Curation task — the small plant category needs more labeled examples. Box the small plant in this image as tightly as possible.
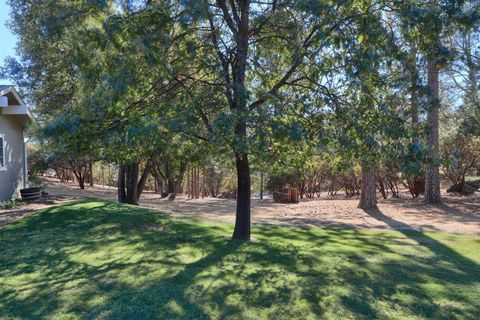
[0,198,22,210]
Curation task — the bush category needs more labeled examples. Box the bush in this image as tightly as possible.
[442,135,480,195]
[266,172,302,192]
[27,147,50,179]
[401,143,427,198]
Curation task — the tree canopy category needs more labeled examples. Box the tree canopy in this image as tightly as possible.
[2,0,479,240]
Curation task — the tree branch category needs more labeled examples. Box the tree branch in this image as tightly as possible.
[217,0,238,36]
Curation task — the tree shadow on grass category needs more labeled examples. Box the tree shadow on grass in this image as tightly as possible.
[82,240,245,319]
[345,208,480,319]
[362,207,480,270]
[0,201,479,319]
[0,201,245,319]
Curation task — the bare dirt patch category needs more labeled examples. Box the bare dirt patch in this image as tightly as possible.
[0,196,76,227]
[42,177,480,235]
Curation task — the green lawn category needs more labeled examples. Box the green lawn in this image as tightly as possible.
[1,201,479,319]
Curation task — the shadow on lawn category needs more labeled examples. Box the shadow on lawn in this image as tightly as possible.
[356,207,480,318]
[0,201,242,319]
[0,201,479,319]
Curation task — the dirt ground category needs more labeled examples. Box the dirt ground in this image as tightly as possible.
[2,177,480,235]
[0,195,76,227]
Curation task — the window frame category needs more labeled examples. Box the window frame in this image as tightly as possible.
[0,134,6,171]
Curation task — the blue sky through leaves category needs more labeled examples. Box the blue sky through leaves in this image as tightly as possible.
[0,0,17,83]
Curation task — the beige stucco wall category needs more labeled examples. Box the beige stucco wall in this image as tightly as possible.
[0,114,26,201]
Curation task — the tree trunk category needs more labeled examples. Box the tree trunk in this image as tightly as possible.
[71,163,85,190]
[125,162,139,205]
[232,149,251,240]
[117,165,127,203]
[376,178,387,199]
[192,167,197,199]
[137,161,152,202]
[101,164,105,187]
[167,179,175,194]
[464,32,479,107]
[260,170,264,200]
[410,47,419,143]
[78,176,85,190]
[459,176,465,195]
[169,161,187,201]
[230,2,251,240]
[425,58,442,204]
[196,167,200,199]
[358,163,377,209]
[151,165,163,195]
[187,168,191,198]
[89,161,94,187]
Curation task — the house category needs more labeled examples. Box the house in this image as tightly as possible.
[0,85,32,201]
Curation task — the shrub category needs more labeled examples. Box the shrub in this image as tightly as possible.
[442,135,480,195]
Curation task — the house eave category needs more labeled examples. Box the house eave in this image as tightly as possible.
[0,86,33,120]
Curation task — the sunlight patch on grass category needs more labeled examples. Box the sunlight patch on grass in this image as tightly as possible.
[0,201,479,319]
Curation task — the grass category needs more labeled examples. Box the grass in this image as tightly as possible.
[0,198,22,210]
[0,201,479,319]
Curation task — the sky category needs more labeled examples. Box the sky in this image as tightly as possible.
[0,0,17,83]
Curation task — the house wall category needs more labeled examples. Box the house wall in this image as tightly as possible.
[0,115,26,201]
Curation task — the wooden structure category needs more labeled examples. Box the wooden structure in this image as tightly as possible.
[20,187,42,201]
[273,188,300,204]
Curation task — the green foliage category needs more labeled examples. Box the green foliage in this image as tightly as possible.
[400,142,428,178]
[441,134,480,189]
[266,172,302,192]
[27,146,50,178]
[0,198,21,210]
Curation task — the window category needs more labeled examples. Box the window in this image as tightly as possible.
[0,134,5,170]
